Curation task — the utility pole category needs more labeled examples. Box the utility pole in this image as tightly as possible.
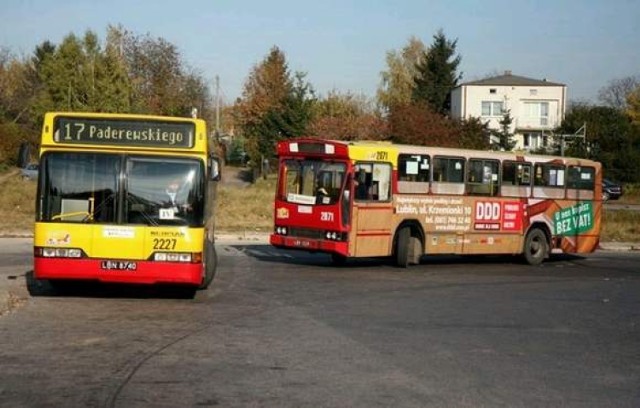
[215,75,221,139]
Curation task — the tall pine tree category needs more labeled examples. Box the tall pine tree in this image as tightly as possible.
[412,30,462,115]
[492,110,516,151]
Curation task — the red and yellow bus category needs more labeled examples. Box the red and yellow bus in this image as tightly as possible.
[270,139,602,266]
[34,112,220,292]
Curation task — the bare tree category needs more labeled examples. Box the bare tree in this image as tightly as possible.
[597,75,640,110]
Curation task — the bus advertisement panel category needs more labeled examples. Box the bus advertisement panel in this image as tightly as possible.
[33,112,220,294]
[270,139,601,266]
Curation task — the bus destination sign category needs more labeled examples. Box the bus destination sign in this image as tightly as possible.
[53,117,195,148]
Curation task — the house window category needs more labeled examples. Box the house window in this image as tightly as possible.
[524,101,550,126]
[490,88,497,94]
[481,101,503,117]
[540,102,549,126]
[523,133,545,149]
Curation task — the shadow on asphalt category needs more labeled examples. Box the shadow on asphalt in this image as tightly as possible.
[24,271,197,300]
[236,244,587,271]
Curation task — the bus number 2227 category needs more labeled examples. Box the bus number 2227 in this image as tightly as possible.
[153,238,177,250]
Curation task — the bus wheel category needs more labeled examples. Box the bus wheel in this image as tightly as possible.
[523,228,548,265]
[331,253,347,266]
[199,241,217,290]
[396,227,411,268]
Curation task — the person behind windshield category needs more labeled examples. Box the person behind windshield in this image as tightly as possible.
[161,177,192,214]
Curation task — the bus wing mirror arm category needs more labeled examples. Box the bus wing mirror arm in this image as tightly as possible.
[208,156,221,181]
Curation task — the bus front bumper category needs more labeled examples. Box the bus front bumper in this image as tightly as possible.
[270,234,349,256]
[34,258,202,286]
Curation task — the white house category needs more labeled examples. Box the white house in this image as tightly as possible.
[450,71,567,150]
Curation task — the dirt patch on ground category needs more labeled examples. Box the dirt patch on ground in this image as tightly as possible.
[221,166,254,187]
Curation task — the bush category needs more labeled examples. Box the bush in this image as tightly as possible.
[0,122,38,168]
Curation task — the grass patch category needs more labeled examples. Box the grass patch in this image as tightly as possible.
[617,183,640,204]
[0,171,36,234]
[601,209,640,242]
[215,175,275,232]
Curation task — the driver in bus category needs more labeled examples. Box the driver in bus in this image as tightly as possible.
[162,177,192,214]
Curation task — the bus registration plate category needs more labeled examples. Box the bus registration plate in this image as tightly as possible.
[286,237,318,249]
[101,260,137,271]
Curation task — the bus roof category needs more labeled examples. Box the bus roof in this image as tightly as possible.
[277,138,601,168]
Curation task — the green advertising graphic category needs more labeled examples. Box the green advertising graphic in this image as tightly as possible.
[553,202,594,235]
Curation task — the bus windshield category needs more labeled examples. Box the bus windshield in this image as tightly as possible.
[38,152,205,227]
[281,159,347,205]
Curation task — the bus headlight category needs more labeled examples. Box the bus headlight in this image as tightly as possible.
[324,231,344,241]
[275,226,288,235]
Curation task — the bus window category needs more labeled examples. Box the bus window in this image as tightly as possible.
[533,162,566,199]
[502,161,531,186]
[125,157,205,226]
[567,165,596,200]
[398,153,430,194]
[567,166,595,190]
[534,163,565,187]
[40,152,120,223]
[467,159,499,196]
[281,159,346,205]
[354,163,391,202]
[501,161,532,197]
[432,156,465,195]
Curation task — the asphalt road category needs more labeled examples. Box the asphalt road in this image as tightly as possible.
[0,241,639,407]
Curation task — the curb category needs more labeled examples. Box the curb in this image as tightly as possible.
[598,243,640,252]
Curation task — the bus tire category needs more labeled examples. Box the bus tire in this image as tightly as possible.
[523,228,548,266]
[199,240,217,290]
[396,227,411,268]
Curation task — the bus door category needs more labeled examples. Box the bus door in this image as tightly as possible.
[349,163,394,257]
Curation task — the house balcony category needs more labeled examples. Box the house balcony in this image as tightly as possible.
[514,116,560,131]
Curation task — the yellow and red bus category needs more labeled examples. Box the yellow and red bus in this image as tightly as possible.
[34,112,220,292]
[270,139,602,266]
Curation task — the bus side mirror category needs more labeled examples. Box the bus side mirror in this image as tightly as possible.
[208,156,221,181]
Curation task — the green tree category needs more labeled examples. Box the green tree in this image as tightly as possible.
[559,104,640,182]
[377,36,426,111]
[35,31,132,115]
[412,29,462,115]
[491,110,516,151]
